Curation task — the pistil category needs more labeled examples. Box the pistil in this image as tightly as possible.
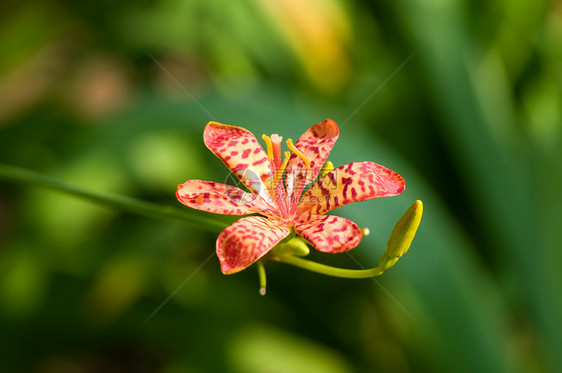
[272,151,291,188]
[270,134,283,168]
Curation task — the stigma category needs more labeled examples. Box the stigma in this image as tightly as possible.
[262,134,283,168]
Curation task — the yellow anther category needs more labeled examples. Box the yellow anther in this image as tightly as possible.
[262,134,274,161]
[271,151,291,188]
[362,227,370,236]
[286,139,310,169]
[319,161,334,178]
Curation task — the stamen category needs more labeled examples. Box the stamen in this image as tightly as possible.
[286,139,310,169]
[319,161,334,178]
[261,134,274,162]
[272,151,291,188]
[362,228,370,236]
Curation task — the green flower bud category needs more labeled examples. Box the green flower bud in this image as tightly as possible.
[386,200,423,258]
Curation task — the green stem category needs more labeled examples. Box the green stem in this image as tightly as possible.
[270,255,384,279]
[0,163,227,233]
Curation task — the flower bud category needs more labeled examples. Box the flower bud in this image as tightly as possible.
[385,200,423,258]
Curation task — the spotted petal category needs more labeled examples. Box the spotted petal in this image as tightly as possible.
[297,161,405,217]
[285,119,339,200]
[176,180,280,217]
[217,216,292,274]
[204,122,273,199]
[294,215,362,253]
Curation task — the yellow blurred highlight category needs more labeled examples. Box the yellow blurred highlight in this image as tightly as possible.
[258,0,351,93]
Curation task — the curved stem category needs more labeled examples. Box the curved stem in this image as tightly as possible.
[0,163,227,233]
[257,260,267,296]
[270,255,384,279]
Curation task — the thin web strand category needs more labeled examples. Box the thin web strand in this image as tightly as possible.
[147,53,217,121]
[144,251,215,323]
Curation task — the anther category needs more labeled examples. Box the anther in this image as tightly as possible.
[286,139,310,169]
[319,161,334,178]
[262,134,274,162]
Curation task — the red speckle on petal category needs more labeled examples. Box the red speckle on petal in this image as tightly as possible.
[252,157,268,166]
[333,225,348,233]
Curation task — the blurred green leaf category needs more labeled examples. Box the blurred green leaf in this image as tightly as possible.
[228,324,353,373]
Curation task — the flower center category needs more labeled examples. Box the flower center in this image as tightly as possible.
[262,134,311,191]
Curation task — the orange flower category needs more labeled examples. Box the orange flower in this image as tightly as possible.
[177,120,405,274]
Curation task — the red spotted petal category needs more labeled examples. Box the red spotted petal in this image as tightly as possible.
[217,216,292,274]
[204,122,273,198]
[285,119,339,201]
[294,215,362,253]
[176,180,280,217]
[297,161,405,216]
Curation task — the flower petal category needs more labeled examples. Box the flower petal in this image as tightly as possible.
[217,216,292,274]
[285,119,339,200]
[294,215,362,253]
[176,180,280,217]
[204,122,273,198]
[297,161,405,216]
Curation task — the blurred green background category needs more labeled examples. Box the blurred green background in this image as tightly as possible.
[1,0,561,372]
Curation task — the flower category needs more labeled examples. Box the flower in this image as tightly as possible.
[177,119,405,274]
